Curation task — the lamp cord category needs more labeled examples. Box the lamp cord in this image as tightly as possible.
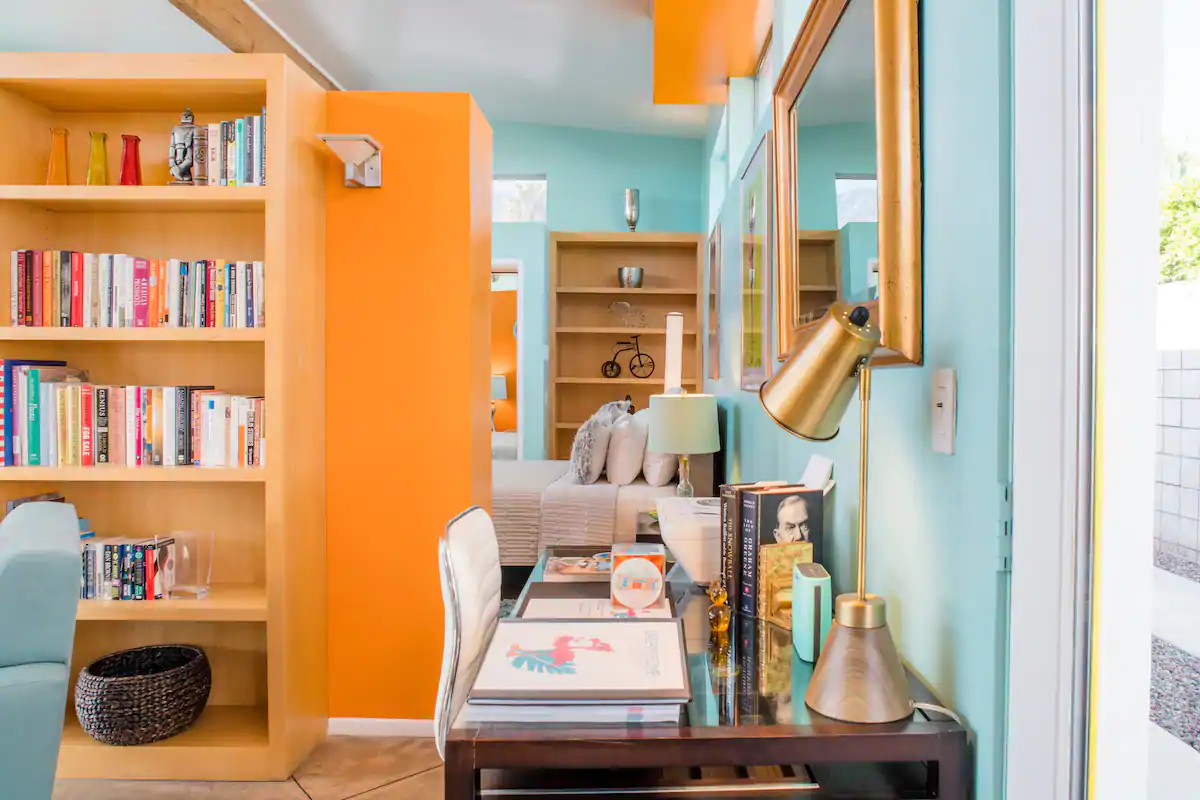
[913,702,965,727]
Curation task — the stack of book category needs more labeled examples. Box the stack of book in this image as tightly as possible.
[462,618,689,724]
[9,251,265,329]
[205,112,267,187]
[80,535,176,601]
[1,359,265,468]
[719,481,834,627]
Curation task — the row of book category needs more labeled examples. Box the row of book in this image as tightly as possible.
[9,251,265,329]
[191,113,266,187]
[81,535,177,601]
[719,480,833,627]
[1,359,266,468]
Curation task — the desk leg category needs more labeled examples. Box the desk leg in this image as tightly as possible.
[444,741,480,800]
[937,741,969,800]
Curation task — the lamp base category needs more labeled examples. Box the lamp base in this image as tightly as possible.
[676,455,694,497]
[804,595,913,724]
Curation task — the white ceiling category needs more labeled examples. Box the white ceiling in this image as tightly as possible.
[792,0,876,128]
[250,0,709,138]
[0,0,226,54]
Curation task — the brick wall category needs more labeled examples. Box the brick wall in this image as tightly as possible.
[1157,349,1200,559]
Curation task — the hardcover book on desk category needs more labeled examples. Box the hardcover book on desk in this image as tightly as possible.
[464,618,689,724]
[738,483,834,620]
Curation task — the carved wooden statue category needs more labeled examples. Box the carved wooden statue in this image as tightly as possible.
[169,108,200,185]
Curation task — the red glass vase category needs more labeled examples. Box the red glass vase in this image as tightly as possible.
[119,134,142,186]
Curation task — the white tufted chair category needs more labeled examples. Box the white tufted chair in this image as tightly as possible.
[434,506,502,760]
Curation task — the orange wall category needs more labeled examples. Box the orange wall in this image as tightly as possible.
[490,290,517,431]
[326,92,492,720]
[653,0,773,104]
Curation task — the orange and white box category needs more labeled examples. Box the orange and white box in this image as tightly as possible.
[610,542,667,610]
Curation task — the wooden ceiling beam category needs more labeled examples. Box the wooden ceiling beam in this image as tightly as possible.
[167,0,340,91]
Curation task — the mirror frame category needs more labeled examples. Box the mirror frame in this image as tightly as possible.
[771,0,922,365]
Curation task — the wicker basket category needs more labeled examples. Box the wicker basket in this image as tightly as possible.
[75,644,212,746]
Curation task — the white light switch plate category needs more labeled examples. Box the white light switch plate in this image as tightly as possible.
[932,368,956,454]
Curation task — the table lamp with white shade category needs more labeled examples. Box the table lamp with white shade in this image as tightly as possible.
[490,374,507,431]
[647,393,719,497]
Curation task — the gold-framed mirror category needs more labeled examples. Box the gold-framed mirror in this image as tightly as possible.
[771,0,921,365]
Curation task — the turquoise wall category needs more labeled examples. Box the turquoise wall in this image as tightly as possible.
[493,222,550,459]
[492,123,705,458]
[492,122,705,233]
[702,1,1012,797]
[795,122,876,229]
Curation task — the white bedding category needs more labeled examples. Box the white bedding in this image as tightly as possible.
[491,431,518,460]
[491,460,679,565]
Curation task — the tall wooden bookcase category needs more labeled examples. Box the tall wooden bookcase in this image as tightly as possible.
[0,54,327,781]
[549,232,703,459]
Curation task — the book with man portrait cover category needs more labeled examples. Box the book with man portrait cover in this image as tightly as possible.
[738,483,834,620]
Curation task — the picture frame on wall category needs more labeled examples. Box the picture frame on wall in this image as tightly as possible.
[707,222,722,380]
[740,131,773,391]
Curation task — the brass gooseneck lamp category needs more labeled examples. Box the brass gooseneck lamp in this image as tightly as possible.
[759,302,912,724]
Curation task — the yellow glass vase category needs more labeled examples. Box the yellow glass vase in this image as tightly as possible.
[45,128,69,185]
[86,132,108,186]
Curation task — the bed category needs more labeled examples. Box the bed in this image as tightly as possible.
[491,431,518,460]
[491,457,713,566]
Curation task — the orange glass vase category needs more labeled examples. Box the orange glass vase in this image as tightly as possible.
[45,128,69,185]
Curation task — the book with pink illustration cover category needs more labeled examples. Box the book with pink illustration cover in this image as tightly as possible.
[468,619,690,705]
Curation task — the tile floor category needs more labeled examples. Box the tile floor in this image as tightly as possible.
[53,736,444,800]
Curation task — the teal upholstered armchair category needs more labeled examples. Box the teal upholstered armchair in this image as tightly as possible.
[0,502,81,800]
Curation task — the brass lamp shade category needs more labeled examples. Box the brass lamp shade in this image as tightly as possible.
[758,302,913,725]
[759,303,880,441]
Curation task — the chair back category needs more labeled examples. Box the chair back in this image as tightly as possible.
[434,506,501,760]
[0,502,80,669]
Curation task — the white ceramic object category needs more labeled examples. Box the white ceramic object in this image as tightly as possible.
[655,496,721,584]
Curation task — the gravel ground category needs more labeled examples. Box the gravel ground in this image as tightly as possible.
[1157,550,1200,584]
[1152,636,1200,752]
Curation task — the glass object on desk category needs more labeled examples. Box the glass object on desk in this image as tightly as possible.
[46,128,69,185]
[162,531,213,599]
[119,134,142,186]
[86,132,109,186]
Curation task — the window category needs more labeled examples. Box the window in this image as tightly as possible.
[834,176,878,228]
[493,177,547,222]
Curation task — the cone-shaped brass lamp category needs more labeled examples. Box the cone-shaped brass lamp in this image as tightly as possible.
[759,303,913,724]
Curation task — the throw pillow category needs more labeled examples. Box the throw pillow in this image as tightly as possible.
[636,408,678,487]
[593,399,632,425]
[606,412,648,486]
[569,415,614,485]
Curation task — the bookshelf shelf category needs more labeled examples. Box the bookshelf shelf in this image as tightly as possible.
[59,706,270,781]
[77,585,267,622]
[0,53,327,781]
[0,467,265,483]
[555,287,698,296]
[553,377,700,386]
[555,326,697,335]
[0,327,266,342]
[549,232,704,458]
[0,185,268,213]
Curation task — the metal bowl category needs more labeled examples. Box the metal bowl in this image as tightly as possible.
[617,266,645,288]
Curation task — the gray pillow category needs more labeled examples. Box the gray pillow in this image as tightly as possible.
[569,416,613,484]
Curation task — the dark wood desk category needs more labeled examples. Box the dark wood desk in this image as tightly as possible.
[445,550,971,799]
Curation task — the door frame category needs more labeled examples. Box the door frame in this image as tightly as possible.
[1009,0,1161,797]
[1008,0,1095,797]
[492,259,523,459]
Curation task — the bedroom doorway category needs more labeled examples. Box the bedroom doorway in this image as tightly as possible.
[492,260,523,460]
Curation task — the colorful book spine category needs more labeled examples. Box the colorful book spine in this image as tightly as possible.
[41,250,51,327]
[208,123,221,186]
[30,250,42,327]
[80,383,93,467]
[58,251,70,327]
[95,386,109,465]
[25,368,39,466]
[133,258,149,328]
[16,250,25,326]
[70,251,83,327]
[739,492,759,617]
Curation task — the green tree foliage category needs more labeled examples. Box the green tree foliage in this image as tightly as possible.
[1161,177,1200,284]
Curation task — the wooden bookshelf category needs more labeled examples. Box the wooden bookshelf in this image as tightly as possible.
[549,231,703,458]
[0,54,327,781]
